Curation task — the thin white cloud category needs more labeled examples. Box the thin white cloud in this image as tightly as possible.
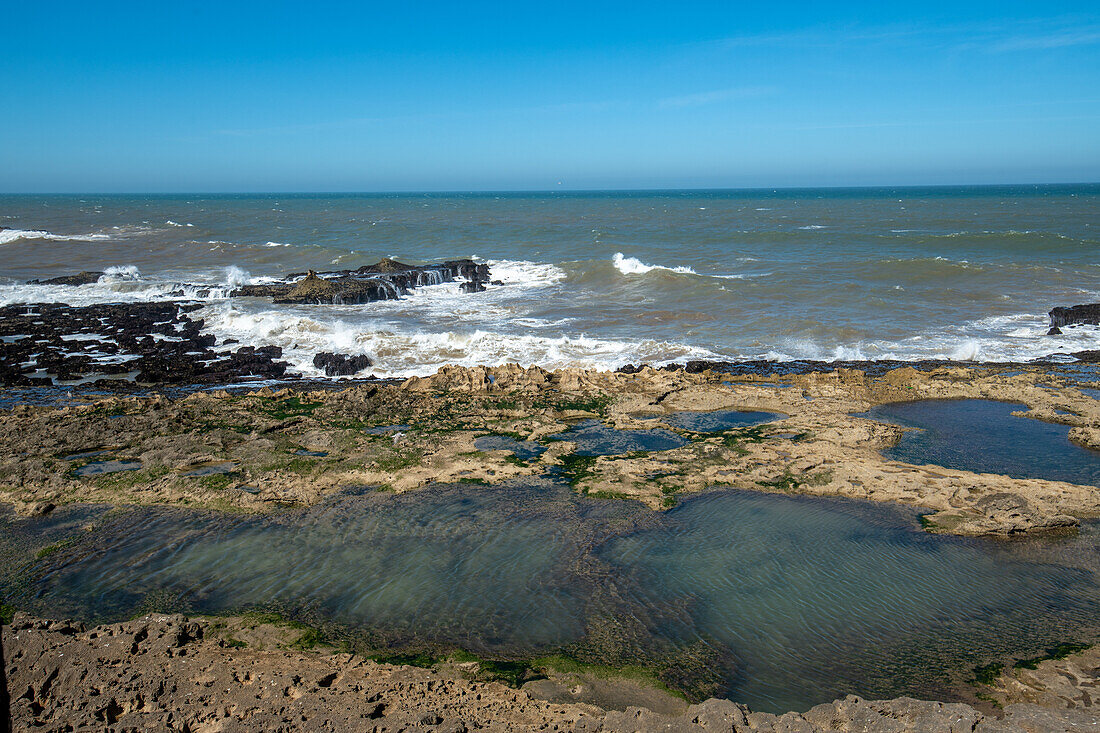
[686,17,1100,55]
[659,86,777,109]
[989,28,1100,52]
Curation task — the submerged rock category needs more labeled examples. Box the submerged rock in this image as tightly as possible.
[945,492,1079,536]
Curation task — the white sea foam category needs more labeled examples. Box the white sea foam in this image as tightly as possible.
[360,259,567,324]
[101,265,142,281]
[0,265,249,307]
[798,225,828,230]
[0,228,111,245]
[760,311,1100,364]
[166,220,194,227]
[225,266,251,289]
[197,300,720,379]
[265,241,292,247]
[484,258,566,287]
[613,253,696,276]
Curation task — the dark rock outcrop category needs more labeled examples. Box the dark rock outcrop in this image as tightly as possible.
[29,271,105,286]
[234,259,491,305]
[313,351,373,377]
[1049,303,1100,328]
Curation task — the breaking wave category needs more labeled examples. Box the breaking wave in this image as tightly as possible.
[610,253,764,280]
[613,253,696,276]
[197,301,721,379]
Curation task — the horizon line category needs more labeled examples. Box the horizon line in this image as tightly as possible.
[1,180,1098,197]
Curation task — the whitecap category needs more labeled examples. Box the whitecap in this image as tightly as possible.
[612,253,696,276]
[0,228,111,245]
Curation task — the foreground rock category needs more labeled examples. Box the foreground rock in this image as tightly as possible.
[232,258,490,304]
[5,614,1095,731]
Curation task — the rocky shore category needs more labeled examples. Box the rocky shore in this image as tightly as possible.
[4,613,1096,731]
[3,287,1100,729]
[1,258,493,387]
[1,362,1098,536]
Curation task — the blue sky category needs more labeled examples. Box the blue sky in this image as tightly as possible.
[2,1,1099,191]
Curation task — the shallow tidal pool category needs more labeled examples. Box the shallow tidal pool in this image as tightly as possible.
[2,479,1098,713]
[865,399,1100,485]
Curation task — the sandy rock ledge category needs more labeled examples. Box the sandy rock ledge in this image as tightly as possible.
[4,614,1097,732]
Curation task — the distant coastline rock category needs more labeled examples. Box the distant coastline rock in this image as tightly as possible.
[313,351,373,377]
[1049,303,1100,328]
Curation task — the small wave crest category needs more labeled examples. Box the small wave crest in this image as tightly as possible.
[610,253,766,281]
[101,265,142,281]
[0,228,111,245]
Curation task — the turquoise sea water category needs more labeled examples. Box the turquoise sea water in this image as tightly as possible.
[1,185,1098,377]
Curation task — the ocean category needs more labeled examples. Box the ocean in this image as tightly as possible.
[1,184,1098,379]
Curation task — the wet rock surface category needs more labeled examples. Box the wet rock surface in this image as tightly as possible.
[233,258,490,304]
[28,271,106,286]
[1050,303,1100,328]
[313,351,373,377]
[0,302,290,387]
[5,614,1095,732]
